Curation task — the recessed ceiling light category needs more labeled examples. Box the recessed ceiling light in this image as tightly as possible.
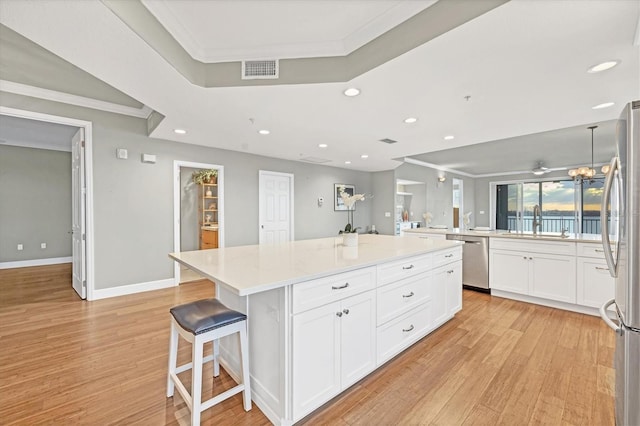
[587,60,620,73]
[592,102,615,110]
[404,117,418,124]
[318,143,328,148]
[258,129,270,135]
[345,161,351,165]
[444,135,455,140]
[343,88,360,97]
[361,154,369,159]
[174,129,187,134]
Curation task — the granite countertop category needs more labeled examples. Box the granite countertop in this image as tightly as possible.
[403,227,603,243]
[170,234,462,296]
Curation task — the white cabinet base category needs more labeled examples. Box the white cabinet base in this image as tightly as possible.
[491,289,600,316]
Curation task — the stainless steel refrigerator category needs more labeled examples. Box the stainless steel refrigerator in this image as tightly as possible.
[599,100,639,426]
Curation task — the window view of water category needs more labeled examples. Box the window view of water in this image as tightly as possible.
[496,178,604,234]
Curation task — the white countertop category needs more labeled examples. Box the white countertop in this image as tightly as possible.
[403,227,603,243]
[170,234,461,296]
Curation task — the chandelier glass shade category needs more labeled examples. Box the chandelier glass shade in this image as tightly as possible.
[568,126,598,181]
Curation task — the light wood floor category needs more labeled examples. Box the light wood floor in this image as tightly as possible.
[0,264,615,425]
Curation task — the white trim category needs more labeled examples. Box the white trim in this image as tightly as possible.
[0,138,72,152]
[0,106,95,301]
[491,290,600,317]
[92,278,175,300]
[0,256,72,270]
[403,157,474,177]
[172,160,224,285]
[0,80,153,119]
[258,170,295,244]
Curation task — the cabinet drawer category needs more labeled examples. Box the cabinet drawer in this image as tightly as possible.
[432,247,462,268]
[577,242,607,259]
[377,254,432,286]
[377,272,431,326]
[377,303,431,365]
[292,267,376,314]
[490,238,575,255]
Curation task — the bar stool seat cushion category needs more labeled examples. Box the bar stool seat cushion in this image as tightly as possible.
[170,298,246,335]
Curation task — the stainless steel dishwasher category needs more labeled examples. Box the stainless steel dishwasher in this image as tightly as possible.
[445,234,490,292]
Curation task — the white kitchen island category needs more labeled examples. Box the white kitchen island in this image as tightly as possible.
[170,234,462,425]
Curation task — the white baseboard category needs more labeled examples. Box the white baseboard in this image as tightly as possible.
[91,278,176,300]
[0,256,72,270]
[491,290,600,316]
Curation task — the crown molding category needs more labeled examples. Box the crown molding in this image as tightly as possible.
[0,80,153,119]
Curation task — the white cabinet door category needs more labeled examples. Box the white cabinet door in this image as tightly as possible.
[292,291,376,420]
[490,249,529,294]
[530,254,576,303]
[341,291,376,388]
[292,301,341,420]
[445,261,462,316]
[431,266,448,326]
[577,257,615,308]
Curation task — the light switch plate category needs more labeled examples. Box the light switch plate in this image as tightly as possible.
[116,148,128,159]
[141,154,156,163]
[385,212,391,217]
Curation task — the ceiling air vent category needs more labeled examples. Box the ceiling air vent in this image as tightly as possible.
[300,156,331,164]
[242,60,279,80]
[379,138,398,144]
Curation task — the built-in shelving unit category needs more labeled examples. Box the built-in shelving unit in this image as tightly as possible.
[199,182,219,249]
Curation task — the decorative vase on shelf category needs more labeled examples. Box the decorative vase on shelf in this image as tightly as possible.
[342,233,358,247]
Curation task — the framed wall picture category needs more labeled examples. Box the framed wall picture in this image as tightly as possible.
[334,184,355,211]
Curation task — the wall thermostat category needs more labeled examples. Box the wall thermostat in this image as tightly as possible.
[318,196,324,206]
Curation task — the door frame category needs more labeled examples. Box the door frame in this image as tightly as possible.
[258,170,294,244]
[173,160,224,285]
[0,106,95,300]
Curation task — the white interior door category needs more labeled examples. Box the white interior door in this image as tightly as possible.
[259,171,294,244]
[71,128,86,299]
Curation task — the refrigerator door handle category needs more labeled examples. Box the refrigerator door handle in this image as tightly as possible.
[600,156,619,278]
[599,298,622,335]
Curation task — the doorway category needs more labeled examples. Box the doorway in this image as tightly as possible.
[258,170,294,244]
[173,160,224,284]
[0,106,94,300]
[452,178,463,229]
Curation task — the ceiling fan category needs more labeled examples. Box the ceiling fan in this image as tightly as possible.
[532,162,551,175]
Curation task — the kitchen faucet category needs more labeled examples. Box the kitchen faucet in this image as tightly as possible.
[532,204,541,235]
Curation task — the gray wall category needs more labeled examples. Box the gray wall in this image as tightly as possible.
[0,92,373,290]
[0,145,71,262]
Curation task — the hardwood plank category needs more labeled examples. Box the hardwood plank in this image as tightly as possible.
[0,266,615,425]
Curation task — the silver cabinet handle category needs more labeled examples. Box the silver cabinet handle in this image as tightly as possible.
[523,256,527,260]
[445,254,454,258]
[343,308,350,315]
[447,270,454,274]
[529,257,533,260]
[402,265,414,270]
[595,249,604,253]
[595,266,610,271]
[402,325,414,333]
[332,282,349,290]
[599,299,621,335]
[336,311,343,317]
[402,291,414,298]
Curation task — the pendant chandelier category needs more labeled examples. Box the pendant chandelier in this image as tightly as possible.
[568,125,598,182]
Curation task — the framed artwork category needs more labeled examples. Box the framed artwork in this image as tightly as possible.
[334,184,355,211]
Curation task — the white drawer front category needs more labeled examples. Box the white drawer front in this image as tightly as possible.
[490,238,575,255]
[377,272,431,326]
[432,247,462,268]
[577,242,607,259]
[292,267,376,314]
[377,254,432,286]
[377,303,431,365]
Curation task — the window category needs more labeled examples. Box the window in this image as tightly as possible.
[494,178,604,234]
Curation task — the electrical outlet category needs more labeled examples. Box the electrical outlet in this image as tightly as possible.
[17,244,23,251]
[41,243,47,249]
[385,212,391,217]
